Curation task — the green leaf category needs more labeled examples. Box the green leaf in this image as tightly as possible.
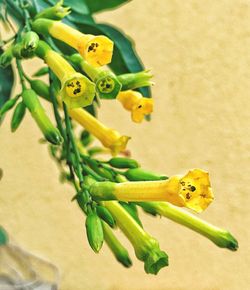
[85,0,130,14]
[0,49,14,109]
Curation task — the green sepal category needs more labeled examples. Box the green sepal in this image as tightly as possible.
[85,211,104,253]
[119,202,143,227]
[109,157,139,169]
[125,168,168,181]
[11,101,26,132]
[21,31,40,58]
[96,205,116,228]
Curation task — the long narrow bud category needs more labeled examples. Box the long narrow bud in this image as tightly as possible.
[22,89,62,145]
[138,202,238,251]
[102,221,132,268]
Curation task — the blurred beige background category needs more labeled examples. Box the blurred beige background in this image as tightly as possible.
[1,0,250,289]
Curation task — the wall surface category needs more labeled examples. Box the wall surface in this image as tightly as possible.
[0,0,250,289]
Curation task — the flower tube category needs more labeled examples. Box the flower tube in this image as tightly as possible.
[90,169,214,213]
[69,108,130,156]
[137,202,238,251]
[69,54,122,99]
[35,41,95,109]
[32,19,113,67]
[102,201,168,274]
[117,90,153,123]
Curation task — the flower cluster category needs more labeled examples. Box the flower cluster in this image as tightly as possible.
[0,0,238,275]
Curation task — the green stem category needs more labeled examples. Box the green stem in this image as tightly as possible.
[16,59,27,91]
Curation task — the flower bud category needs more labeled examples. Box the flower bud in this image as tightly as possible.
[0,96,19,119]
[11,101,26,132]
[0,46,13,68]
[138,202,238,251]
[109,157,140,169]
[125,168,168,181]
[22,89,63,145]
[117,70,153,91]
[35,0,71,20]
[102,222,132,268]
[29,79,50,101]
[85,211,104,253]
[32,66,49,77]
[96,205,116,228]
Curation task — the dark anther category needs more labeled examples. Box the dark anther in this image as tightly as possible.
[138,105,142,108]
[106,84,111,88]
[186,193,191,200]
[190,186,196,192]
[73,88,81,95]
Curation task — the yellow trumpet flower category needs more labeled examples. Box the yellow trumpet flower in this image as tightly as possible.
[32,19,113,67]
[90,169,214,213]
[69,108,130,156]
[117,90,153,123]
[35,41,95,109]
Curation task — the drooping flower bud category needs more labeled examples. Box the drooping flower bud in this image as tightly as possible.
[102,221,132,268]
[109,157,140,169]
[22,89,62,145]
[125,168,167,181]
[137,202,238,251]
[21,31,40,58]
[96,205,116,228]
[85,211,104,253]
[11,101,26,132]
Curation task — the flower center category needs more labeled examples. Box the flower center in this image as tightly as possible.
[97,77,115,93]
[65,78,86,98]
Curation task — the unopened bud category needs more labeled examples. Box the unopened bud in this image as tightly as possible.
[85,211,104,253]
[109,157,139,169]
[96,205,116,228]
[11,101,26,132]
[0,46,13,68]
[125,168,168,181]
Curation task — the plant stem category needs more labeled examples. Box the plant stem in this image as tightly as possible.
[16,59,26,91]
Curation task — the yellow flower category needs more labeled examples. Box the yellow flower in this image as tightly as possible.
[89,169,214,212]
[69,108,130,156]
[117,90,154,123]
[32,19,113,67]
[43,48,96,109]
